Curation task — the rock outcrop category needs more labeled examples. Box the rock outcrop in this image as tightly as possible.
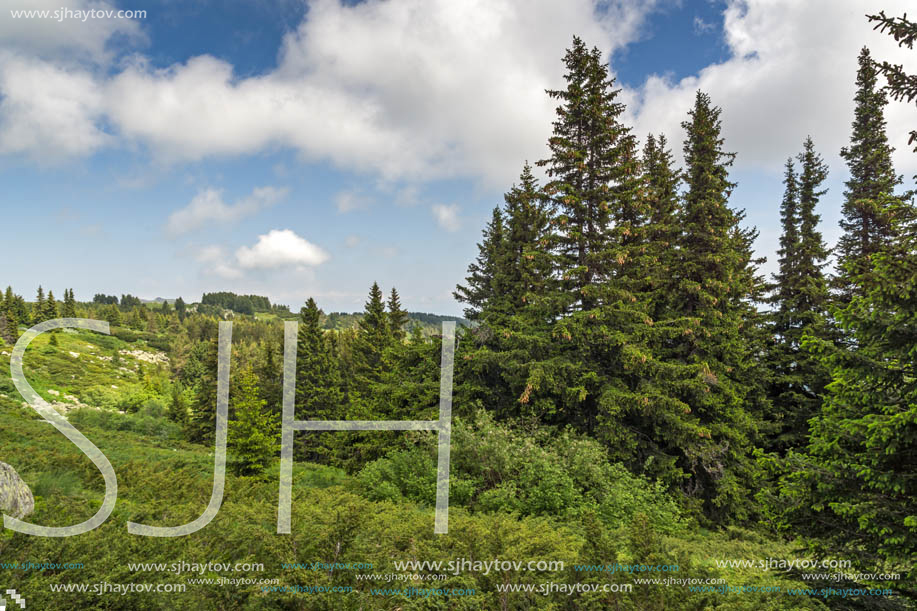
[0,462,34,519]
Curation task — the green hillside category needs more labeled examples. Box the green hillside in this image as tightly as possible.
[0,316,851,610]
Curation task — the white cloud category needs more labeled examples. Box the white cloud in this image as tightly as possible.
[4,0,915,189]
[626,0,917,177]
[344,234,361,248]
[0,0,661,184]
[0,53,109,158]
[235,229,330,269]
[432,203,461,232]
[166,186,288,236]
[0,0,145,63]
[335,189,373,213]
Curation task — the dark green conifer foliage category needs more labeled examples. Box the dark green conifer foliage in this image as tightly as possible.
[257,338,283,418]
[656,90,768,520]
[454,208,505,321]
[0,286,17,344]
[778,221,917,579]
[187,339,219,444]
[835,47,912,304]
[387,288,409,342]
[62,288,77,318]
[175,297,187,321]
[295,297,344,462]
[0,313,15,345]
[43,290,58,321]
[353,282,390,388]
[766,139,832,451]
[454,164,552,422]
[33,286,45,324]
[536,36,632,316]
[491,163,552,323]
[521,37,653,435]
[228,366,279,476]
[103,304,121,327]
[10,294,28,329]
[637,133,682,319]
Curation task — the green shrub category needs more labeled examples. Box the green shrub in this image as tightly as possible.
[355,410,687,534]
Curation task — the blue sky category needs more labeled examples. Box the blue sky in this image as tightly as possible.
[1,0,915,315]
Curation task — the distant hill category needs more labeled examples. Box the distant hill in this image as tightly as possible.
[135,291,469,334]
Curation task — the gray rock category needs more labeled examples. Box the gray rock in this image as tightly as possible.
[0,462,34,519]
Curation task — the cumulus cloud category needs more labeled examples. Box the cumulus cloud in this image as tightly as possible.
[0,0,145,63]
[3,0,915,186]
[625,0,917,176]
[0,0,660,184]
[166,186,288,236]
[0,53,109,158]
[432,203,461,232]
[235,229,330,269]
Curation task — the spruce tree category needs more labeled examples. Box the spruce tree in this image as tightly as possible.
[352,282,389,388]
[835,47,912,304]
[637,133,682,319]
[779,221,917,582]
[536,36,632,316]
[766,138,832,451]
[187,339,219,443]
[523,37,652,435]
[454,207,505,321]
[228,366,279,476]
[386,287,409,342]
[0,313,14,345]
[62,288,77,317]
[43,290,58,321]
[33,286,45,324]
[771,158,800,321]
[10,295,28,329]
[796,138,832,319]
[295,300,344,416]
[257,337,283,418]
[295,298,345,463]
[104,304,122,327]
[491,163,552,324]
[657,90,768,520]
[0,286,17,343]
[454,165,552,422]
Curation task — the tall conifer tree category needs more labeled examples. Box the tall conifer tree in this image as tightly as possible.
[295,298,344,421]
[62,288,77,318]
[834,47,912,304]
[767,138,832,451]
[657,91,768,520]
[454,208,505,321]
[44,290,58,321]
[386,288,409,342]
[33,286,45,324]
